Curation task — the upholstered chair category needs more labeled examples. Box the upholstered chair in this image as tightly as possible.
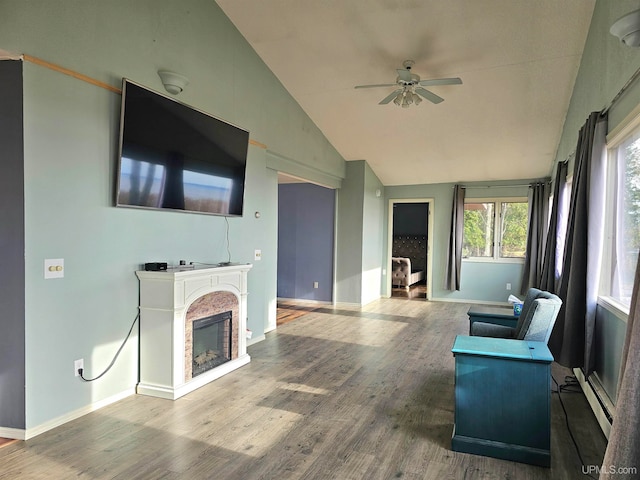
[470,288,562,344]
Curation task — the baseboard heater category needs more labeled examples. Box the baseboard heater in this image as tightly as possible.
[573,368,614,439]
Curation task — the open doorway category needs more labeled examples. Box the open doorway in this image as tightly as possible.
[387,199,434,300]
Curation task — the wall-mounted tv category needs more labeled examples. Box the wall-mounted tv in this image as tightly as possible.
[115,79,249,216]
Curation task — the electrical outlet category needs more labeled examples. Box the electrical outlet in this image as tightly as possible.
[313,281,319,289]
[254,249,262,261]
[506,283,512,291]
[74,359,84,377]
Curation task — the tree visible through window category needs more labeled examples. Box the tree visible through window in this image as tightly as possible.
[463,199,528,260]
[500,202,528,258]
[463,203,494,257]
[612,134,640,306]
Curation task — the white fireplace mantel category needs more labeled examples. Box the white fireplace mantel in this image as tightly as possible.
[136,263,252,400]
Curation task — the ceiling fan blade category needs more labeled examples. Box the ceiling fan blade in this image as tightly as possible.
[379,89,402,105]
[396,68,412,82]
[355,83,398,89]
[416,87,444,104]
[419,77,463,87]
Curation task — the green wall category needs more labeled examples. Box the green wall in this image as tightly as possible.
[334,160,385,305]
[361,162,386,305]
[335,162,365,304]
[0,0,344,432]
[594,305,626,403]
[556,0,640,167]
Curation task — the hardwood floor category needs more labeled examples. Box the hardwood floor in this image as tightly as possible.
[391,282,427,300]
[276,300,323,326]
[0,299,606,479]
[0,439,16,450]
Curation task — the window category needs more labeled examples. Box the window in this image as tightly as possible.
[463,198,528,260]
[602,126,640,309]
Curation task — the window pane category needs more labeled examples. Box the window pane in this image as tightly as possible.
[500,202,528,258]
[463,203,494,257]
[613,134,640,306]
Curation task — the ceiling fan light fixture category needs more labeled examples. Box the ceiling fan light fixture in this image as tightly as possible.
[355,60,462,107]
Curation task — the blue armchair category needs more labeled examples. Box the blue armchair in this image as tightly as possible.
[470,288,562,344]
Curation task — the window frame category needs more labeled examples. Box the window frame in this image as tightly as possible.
[599,110,640,317]
[462,196,528,264]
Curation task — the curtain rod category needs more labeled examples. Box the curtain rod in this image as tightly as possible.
[601,64,640,116]
[457,182,548,189]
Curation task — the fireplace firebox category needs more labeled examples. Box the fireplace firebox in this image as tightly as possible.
[192,311,232,377]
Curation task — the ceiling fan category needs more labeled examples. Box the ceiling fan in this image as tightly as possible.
[354,60,462,107]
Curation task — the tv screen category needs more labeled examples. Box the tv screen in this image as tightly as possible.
[116,79,249,216]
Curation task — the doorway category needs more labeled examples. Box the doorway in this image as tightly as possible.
[387,199,434,300]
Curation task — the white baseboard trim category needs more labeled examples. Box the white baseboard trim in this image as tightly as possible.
[574,368,612,439]
[19,387,135,440]
[277,297,333,306]
[0,426,26,441]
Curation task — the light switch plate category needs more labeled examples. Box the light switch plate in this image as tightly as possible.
[254,249,262,261]
[44,258,65,279]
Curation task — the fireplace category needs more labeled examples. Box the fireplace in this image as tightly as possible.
[184,290,240,382]
[192,311,232,377]
[136,264,252,400]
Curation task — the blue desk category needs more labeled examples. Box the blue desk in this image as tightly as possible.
[451,335,553,467]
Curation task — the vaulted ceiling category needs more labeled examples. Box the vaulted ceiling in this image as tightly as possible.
[217,0,595,186]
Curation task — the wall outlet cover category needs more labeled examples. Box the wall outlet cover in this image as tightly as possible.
[74,358,84,377]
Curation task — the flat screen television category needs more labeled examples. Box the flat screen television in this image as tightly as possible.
[115,79,249,216]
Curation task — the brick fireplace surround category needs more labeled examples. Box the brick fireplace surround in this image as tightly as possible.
[136,264,252,400]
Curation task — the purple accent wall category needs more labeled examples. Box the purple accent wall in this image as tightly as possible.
[0,60,26,429]
[278,183,335,302]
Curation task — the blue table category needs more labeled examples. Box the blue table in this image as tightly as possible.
[451,335,553,467]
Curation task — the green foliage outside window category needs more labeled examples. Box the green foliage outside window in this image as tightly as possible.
[463,203,493,257]
[462,200,528,259]
[622,140,640,301]
[500,202,528,257]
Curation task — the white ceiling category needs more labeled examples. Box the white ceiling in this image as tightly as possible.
[217,0,595,186]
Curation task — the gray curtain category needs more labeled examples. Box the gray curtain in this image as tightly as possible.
[520,181,550,294]
[549,112,607,373]
[600,252,640,479]
[539,161,569,292]
[445,185,465,290]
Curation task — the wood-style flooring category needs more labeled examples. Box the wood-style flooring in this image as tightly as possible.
[0,298,606,479]
[0,439,16,450]
[391,282,427,300]
[276,301,324,326]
